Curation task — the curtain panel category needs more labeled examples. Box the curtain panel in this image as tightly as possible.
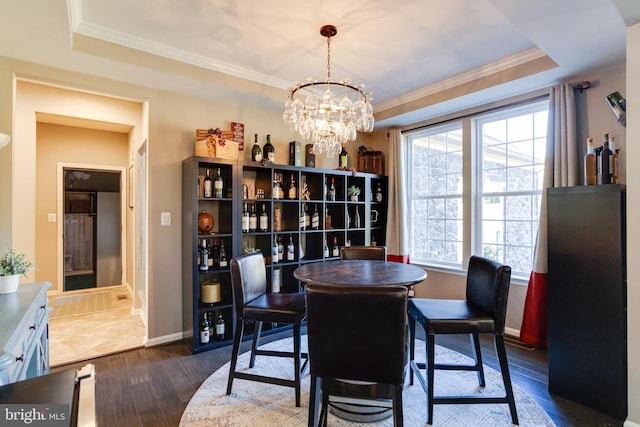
[386,128,410,264]
[520,83,579,348]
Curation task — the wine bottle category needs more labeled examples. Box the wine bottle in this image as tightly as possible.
[272,268,281,293]
[299,205,306,230]
[272,237,279,264]
[339,144,348,168]
[584,137,597,186]
[215,312,225,340]
[288,173,297,199]
[263,134,275,163]
[200,313,210,344]
[332,237,339,257]
[328,178,336,201]
[199,239,209,271]
[345,208,350,229]
[249,204,257,232]
[600,132,612,184]
[375,182,383,202]
[273,172,281,200]
[218,239,228,268]
[214,168,224,198]
[259,203,269,232]
[277,236,284,261]
[312,205,320,230]
[203,169,213,198]
[323,239,329,258]
[211,238,219,269]
[251,133,263,162]
[242,203,250,233]
[304,205,310,229]
[354,207,361,228]
[287,235,295,261]
[611,136,619,184]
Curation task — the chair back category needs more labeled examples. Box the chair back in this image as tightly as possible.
[230,253,267,319]
[340,245,387,261]
[465,255,512,333]
[305,283,408,385]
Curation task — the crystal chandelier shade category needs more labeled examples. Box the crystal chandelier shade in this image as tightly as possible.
[283,25,374,158]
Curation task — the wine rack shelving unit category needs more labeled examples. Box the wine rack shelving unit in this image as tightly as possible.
[182,156,387,354]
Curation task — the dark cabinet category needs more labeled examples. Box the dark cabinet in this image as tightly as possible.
[547,184,626,420]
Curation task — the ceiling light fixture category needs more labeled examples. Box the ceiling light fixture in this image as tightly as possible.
[283,25,374,158]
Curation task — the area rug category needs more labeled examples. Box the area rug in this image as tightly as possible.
[49,291,113,320]
[180,336,555,426]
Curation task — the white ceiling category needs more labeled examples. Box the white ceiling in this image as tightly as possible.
[2,0,640,129]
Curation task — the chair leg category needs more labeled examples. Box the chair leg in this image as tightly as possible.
[320,389,329,427]
[226,320,244,396]
[308,375,320,427]
[393,384,404,427]
[249,320,263,368]
[470,333,486,387]
[408,314,416,385]
[427,334,435,425]
[495,335,519,425]
[294,323,302,407]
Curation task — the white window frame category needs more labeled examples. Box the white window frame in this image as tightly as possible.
[405,98,548,280]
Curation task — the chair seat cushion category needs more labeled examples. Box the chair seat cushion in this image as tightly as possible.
[408,298,495,334]
[243,292,306,324]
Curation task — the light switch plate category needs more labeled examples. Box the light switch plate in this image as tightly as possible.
[48,213,56,222]
[161,212,171,226]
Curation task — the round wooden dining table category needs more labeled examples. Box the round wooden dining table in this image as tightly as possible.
[294,259,427,422]
[293,259,426,287]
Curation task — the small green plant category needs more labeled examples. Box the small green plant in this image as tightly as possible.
[347,185,361,197]
[0,248,36,277]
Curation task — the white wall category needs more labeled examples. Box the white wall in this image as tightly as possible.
[625,21,640,427]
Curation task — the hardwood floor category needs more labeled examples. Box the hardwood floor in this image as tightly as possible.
[52,329,624,427]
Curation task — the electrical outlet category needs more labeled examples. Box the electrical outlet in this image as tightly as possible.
[161,212,171,226]
[48,213,56,222]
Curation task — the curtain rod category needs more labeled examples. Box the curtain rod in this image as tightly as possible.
[401,81,590,135]
[401,94,549,134]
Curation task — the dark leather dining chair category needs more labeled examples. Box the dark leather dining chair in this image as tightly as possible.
[340,245,387,260]
[305,282,408,427]
[226,253,308,406]
[408,255,518,425]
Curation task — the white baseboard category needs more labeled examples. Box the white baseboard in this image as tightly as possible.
[145,332,183,347]
[625,419,640,427]
[505,326,520,339]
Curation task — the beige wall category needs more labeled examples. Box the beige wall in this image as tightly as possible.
[35,122,128,292]
[626,21,639,427]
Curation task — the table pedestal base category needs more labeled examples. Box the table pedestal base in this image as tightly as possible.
[325,380,395,422]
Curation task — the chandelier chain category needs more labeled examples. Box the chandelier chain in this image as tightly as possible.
[326,36,331,80]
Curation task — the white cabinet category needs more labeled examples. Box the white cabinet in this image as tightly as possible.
[0,282,50,385]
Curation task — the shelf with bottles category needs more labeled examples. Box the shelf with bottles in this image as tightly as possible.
[324,174,346,202]
[270,233,300,265]
[270,264,302,294]
[198,163,233,200]
[196,235,232,273]
[197,307,232,350]
[241,201,271,234]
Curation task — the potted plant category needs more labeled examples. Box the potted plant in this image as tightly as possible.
[0,248,36,294]
[347,185,361,201]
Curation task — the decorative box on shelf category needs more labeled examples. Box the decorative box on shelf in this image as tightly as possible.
[195,129,238,160]
[358,151,383,174]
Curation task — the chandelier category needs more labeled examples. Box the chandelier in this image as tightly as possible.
[283,25,374,158]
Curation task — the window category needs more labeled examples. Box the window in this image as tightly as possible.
[407,99,548,278]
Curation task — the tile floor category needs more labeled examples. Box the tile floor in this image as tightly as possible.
[48,286,146,367]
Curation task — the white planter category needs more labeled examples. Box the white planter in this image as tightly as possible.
[350,195,359,202]
[0,274,20,294]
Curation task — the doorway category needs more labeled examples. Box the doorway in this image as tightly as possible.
[63,168,124,291]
